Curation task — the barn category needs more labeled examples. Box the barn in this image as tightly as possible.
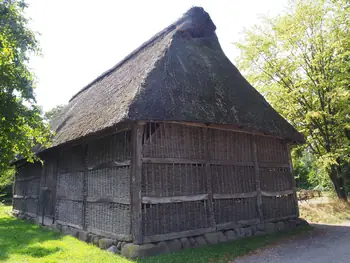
[12,7,305,257]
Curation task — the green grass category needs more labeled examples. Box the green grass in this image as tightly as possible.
[0,204,311,263]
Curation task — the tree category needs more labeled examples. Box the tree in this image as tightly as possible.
[0,0,51,170]
[44,104,65,124]
[236,0,350,200]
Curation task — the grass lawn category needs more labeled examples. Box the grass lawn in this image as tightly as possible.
[299,198,350,224]
[0,204,311,263]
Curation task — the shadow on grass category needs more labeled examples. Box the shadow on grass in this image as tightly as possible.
[0,212,63,261]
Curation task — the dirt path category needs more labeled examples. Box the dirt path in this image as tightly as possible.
[233,223,350,263]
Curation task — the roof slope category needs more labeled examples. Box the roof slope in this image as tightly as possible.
[52,7,304,146]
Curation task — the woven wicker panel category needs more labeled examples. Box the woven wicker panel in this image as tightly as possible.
[14,181,26,196]
[142,163,206,197]
[208,129,252,162]
[143,123,205,159]
[142,200,211,236]
[56,199,83,226]
[262,194,297,220]
[88,131,131,166]
[256,137,289,164]
[56,172,84,199]
[24,198,38,214]
[260,167,292,192]
[211,165,255,194]
[26,177,40,196]
[87,167,130,200]
[86,203,131,235]
[59,145,84,173]
[214,197,258,224]
[13,198,25,211]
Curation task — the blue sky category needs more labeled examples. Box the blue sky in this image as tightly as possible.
[26,0,289,111]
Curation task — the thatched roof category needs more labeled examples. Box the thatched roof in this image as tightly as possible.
[51,7,304,146]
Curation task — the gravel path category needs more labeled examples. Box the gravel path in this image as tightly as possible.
[233,223,350,263]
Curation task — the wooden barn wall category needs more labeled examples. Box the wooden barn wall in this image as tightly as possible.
[55,131,132,239]
[138,122,298,242]
[13,162,41,216]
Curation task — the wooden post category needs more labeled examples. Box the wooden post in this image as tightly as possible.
[131,121,144,244]
[287,143,299,217]
[82,145,88,230]
[252,136,263,222]
[204,127,216,229]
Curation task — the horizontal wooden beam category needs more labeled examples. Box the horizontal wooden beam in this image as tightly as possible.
[13,195,38,199]
[213,192,257,200]
[259,163,290,168]
[142,157,254,167]
[143,227,215,243]
[15,176,40,182]
[264,215,298,223]
[57,196,83,202]
[142,194,208,204]
[216,218,260,231]
[261,189,294,197]
[87,227,132,241]
[56,220,83,230]
[88,160,131,171]
[86,196,130,205]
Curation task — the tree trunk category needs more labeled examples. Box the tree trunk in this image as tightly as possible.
[329,165,348,202]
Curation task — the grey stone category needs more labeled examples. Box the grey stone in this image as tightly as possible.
[120,241,127,248]
[244,227,253,237]
[195,235,207,246]
[166,239,182,251]
[225,230,237,241]
[77,231,90,242]
[66,227,79,237]
[257,223,265,231]
[121,243,168,259]
[116,241,122,250]
[250,224,258,234]
[107,245,120,254]
[276,221,285,231]
[188,237,197,247]
[288,219,297,229]
[204,232,221,244]
[265,222,276,234]
[98,238,114,250]
[235,228,245,237]
[180,237,191,249]
[296,218,309,227]
[218,232,228,242]
[91,235,99,245]
[255,230,266,236]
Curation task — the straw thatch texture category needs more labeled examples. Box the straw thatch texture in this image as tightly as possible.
[51,7,304,148]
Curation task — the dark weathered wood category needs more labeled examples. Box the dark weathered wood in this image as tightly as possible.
[131,121,144,244]
[56,220,83,230]
[216,218,260,231]
[13,195,39,199]
[86,196,130,205]
[87,227,133,241]
[204,127,216,229]
[15,176,41,182]
[87,160,131,171]
[265,215,298,223]
[210,160,254,166]
[258,163,290,168]
[143,227,215,243]
[261,189,294,197]
[82,145,88,230]
[142,194,208,204]
[287,143,300,217]
[252,136,263,222]
[142,157,254,166]
[213,191,257,200]
[56,196,84,202]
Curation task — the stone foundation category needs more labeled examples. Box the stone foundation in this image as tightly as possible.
[12,211,308,259]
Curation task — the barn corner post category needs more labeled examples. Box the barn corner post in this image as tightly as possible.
[131,121,145,244]
[251,135,263,223]
[287,143,299,218]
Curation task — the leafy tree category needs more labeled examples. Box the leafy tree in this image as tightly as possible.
[236,0,350,200]
[44,104,65,124]
[0,0,51,169]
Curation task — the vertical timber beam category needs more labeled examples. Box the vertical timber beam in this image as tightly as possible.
[287,143,299,217]
[204,127,216,229]
[252,135,263,222]
[82,145,88,230]
[131,121,145,244]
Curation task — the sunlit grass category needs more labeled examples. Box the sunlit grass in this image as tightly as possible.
[0,204,311,263]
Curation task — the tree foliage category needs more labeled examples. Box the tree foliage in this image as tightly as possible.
[44,104,65,125]
[0,0,51,169]
[236,0,350,200]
